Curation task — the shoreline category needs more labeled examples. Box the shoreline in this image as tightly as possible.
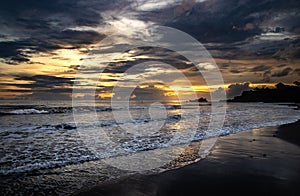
[1,120,299,195]
[77,120,300,196]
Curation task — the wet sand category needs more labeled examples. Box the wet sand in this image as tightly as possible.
[277,120,300,146]
[77,121,300,196]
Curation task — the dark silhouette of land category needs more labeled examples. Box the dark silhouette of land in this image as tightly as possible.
[229,82,300,103]
[189,97,208,102]
[197,97,208,102]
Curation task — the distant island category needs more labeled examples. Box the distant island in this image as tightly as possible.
[189,97,208,102]
[198,97,208,102]
[228,82,300,103]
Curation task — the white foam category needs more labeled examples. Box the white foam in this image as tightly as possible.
[1,103,300,174]
[4,109,49,115]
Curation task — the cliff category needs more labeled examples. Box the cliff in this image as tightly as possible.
[228,83,300,103]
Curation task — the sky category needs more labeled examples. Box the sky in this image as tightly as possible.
[0,0,299,100]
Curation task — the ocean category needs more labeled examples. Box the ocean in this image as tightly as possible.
[0,100,300,195]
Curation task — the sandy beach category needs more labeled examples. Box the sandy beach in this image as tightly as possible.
[77,120,300,196]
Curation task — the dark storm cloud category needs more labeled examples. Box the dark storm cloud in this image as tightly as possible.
[251,65,272,72]
[101,47,193,74]
[53,30,105,46]
[262,70,272,82]
[77,1,288,79]
[229,69,241,74]
[15,75,74,89]
[11,75,74,99]
[220,64,230,69]
[65,64,80,74]
[294,68,300,76]
[277,64,287,68]
[271,67,293,77]
[0,75,74,99]
[0,30,105,64]
[1,0,299,64]
[0,0,107,27]
[0,0,113,64]
[136,0,300,61]
[0,87,71,94]
[0,41,31,64]
[161,0,298,43]
[163,0,261,42]
[0,89,31,93]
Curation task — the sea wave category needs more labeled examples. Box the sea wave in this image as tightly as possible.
[1,118,299,175]
[0,104,182,115]
[0,109,49,115]
[1,103,300,175]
